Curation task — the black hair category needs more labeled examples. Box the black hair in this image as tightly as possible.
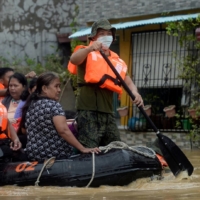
[29,77,37,91]
[6,72,28,97]
[20,77,37,101]
[8,72,28,87]
[34,72,58,95]
[0,67,14,79]
[19,72,59,131]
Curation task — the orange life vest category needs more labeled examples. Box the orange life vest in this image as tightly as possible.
[0,102,8,139]
[68,45,85,75]
[67,44,127,94]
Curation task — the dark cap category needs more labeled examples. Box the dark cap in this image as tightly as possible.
[88,19,116,40]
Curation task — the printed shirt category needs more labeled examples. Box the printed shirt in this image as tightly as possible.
[25,98,73,161]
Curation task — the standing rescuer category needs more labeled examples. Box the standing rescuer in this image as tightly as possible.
[68,18,144,148]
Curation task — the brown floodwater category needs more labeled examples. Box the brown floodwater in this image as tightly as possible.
[0,149,199,200]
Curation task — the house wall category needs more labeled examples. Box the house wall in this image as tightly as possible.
[118,24,166,125]
[1,1,199,112]
[72,1,199,123]
[120,130,192,149]
[1,0,199,64]
[0,0,75,63]
[77,0,200,25]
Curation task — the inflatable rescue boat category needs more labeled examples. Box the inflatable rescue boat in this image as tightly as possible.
[0,144,163,187]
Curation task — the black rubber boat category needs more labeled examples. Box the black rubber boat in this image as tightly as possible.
[0,148,162,187]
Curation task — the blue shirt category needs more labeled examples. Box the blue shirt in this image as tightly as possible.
[14,100,26,119]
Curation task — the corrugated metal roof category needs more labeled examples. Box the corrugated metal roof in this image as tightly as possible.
[68,27,91,39]
[69,13,199,39]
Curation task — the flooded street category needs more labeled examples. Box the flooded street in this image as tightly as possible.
[0,149,199,200]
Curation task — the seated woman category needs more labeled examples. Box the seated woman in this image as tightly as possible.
[14,77,37,119]
[2,72,28,148]
[14,78,37,148]
[2,72,28,124]
[0,68,36,102]
[20,72,100,161]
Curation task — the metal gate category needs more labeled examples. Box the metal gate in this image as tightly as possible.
[130,30,188,132]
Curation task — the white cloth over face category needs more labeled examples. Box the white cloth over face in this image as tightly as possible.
[97,36,113,49]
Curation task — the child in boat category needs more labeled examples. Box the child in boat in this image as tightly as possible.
[19,72,100,161]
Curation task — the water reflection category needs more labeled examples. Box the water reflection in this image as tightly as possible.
[0,149,199,200]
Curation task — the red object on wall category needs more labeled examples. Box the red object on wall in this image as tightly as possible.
[195,27,200,41]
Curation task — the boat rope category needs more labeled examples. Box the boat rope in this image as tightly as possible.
[35,157,55,186]
[99,141,156,158]
[85,152,95,188]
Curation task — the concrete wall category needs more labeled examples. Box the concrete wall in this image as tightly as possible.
[0,0,199,111]
[1,0,199,63]
[0,0,76,63]
[77,0,200,25]
[120,129,194,149]
[0,0,200,62]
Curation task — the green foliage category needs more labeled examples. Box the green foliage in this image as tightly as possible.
[166,15,200,91]
[176,111,200,144]
[69,5,86,51]
[189,100,200,110]
[0,4,84,98]
[0,52,69,102]
[143,93,164,115]
[166,15,200,105]
[161,12,170,16]
[189,123,200,145]
[68,3,86,95]
[166,15,200,145]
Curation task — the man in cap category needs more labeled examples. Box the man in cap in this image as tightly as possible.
[70,18,143,148]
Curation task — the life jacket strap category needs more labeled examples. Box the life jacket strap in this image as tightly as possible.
[78,74,121,88]
[97,74,121,87]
